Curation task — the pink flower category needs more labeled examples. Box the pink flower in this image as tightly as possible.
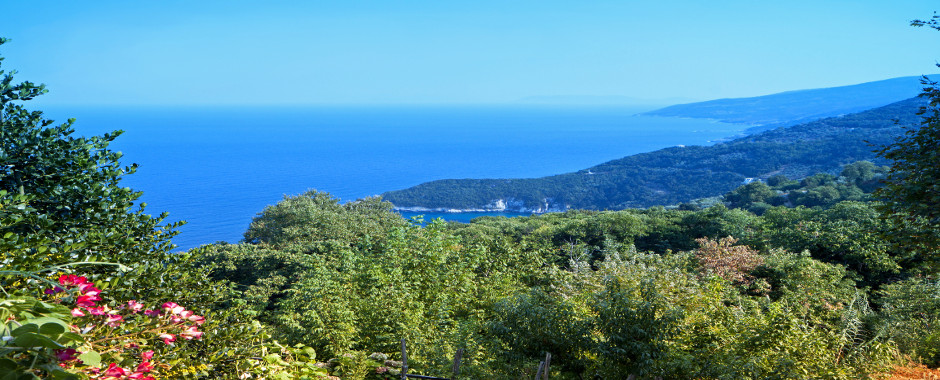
[180,325,203,340]
[144,309,160,317]
[159,333,176,345]
[161,302,185,315]
[102,363,128,378]
[135,361,154,373]
[75,295,101,308]
[54,348,79,362]
[187,314,206,325]
[78,283,100,296]
[126,300,144,313]
[87,306,107,316]
[105,314,123,327]
[71,308,86,317]
[140,350,154,361]
[58,275,88,287]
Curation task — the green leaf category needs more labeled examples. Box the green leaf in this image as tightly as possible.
[12,332,64,349]
[38,322,65,336]
[10,324,38,337]
[49,370,80,380]
[27,302,68,317]
[25,317,70,330]
[77,350,102,368]
[0,358,17,370]
[263,353,281,364]
[57,332,83,343]
[0,370,34,380]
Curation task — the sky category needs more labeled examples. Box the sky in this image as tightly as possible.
[2,0,940,106]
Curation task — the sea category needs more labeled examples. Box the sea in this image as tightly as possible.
[40,104,749,251]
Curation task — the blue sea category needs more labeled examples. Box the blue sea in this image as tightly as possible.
[42,105,749,250]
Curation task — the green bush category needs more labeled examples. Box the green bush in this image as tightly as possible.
[875,277,940,366]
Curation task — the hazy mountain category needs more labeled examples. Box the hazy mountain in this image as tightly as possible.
[382,97,925,212]
[517,95,699,106]
[642,75,937,131]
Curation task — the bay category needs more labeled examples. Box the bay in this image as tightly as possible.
[41,105,749,250]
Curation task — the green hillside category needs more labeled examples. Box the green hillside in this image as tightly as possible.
[382,97,925,211]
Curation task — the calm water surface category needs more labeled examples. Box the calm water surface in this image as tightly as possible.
[43,105,748,250]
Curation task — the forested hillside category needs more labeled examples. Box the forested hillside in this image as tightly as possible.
[383,97,924,212]
[192,189,940,378]
[642,75,937,129]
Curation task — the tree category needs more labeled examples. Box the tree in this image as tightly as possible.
[800,173,837,189]
[840,161,878,184]
[0,38,309,378]
[242,190,407,252]
[790,185,841,208]
[0,38,181,274]
[724,181,777,209]
[874,15,940,256]
[876,88,940,226]
[766,174,787,187]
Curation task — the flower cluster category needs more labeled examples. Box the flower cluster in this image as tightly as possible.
[84,351,156,380]
[49,275,205,345]
[49,274,103,312]
[153,301,205,344]
[46,274,207,377]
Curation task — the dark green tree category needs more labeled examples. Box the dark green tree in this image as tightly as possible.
[242,190,407,253]
[0,38,181,274]
[876,93,940,226]
[724,181,777,210]
[0,38,324,378]
[840,161,879,184]
[790,185,841,208]
[800,173,837,189]
[874,15,940,259]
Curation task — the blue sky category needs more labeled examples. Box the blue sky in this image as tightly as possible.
[3,0,939,105]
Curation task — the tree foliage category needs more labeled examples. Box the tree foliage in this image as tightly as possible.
[0,38,323,379]
[874,23,940,255]
[0,38,180,278]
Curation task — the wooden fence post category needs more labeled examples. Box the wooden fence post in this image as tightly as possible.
[401,339,409,380]
[534,361,545,380]
[542,353,551,380]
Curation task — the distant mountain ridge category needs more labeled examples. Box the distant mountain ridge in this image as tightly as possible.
[382,96,925,212]
[642,75,937,131]
[518,95,699,106]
